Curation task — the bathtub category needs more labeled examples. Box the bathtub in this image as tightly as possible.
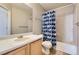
[55,41,77,55]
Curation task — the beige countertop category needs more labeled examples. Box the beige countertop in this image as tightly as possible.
[0,34,43,55]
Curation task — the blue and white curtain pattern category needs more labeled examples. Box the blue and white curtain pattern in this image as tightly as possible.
[42,10,56,47]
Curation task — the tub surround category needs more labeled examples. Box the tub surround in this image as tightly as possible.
[56,42,77,55]
[0,33,43,55]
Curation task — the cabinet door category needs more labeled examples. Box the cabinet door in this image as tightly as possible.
[25,44,30,55]
[30,39,42,55]
[6,46,26,55]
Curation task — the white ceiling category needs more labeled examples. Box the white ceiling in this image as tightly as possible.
[40,3,72,11]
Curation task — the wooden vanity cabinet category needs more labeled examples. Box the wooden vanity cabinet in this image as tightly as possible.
[30,39,42,55]
[5,39,42,55]
[6,44,29,55]
[25,44,30,55]
[6,46,26,55]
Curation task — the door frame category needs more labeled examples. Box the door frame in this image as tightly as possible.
[0,4,11,35]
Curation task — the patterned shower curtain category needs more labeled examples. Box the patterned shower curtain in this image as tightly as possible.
[42,10,56,47]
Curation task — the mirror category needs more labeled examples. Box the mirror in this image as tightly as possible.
[0,3,32,37]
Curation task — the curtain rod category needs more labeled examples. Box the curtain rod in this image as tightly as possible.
[51,4,73,11]
[43,4,74,14]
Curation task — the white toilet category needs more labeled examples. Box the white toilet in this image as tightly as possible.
[42,41,52,55]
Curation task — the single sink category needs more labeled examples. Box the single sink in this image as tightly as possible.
[14,36,31,41]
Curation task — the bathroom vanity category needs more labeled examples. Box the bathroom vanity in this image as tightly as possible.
[5,39,42,55]
[0,34,43,55]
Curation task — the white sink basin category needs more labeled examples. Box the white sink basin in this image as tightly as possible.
[14,36,30,41]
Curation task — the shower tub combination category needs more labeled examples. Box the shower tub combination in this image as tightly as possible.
[55,41,77,55]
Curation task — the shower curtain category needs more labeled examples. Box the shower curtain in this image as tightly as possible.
[42,10,56,47]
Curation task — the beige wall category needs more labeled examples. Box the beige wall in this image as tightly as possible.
[29,3,45,34]
[11,5,32,34]
[55,4,75,44]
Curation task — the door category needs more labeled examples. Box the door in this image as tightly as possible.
[0,7,8,37]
